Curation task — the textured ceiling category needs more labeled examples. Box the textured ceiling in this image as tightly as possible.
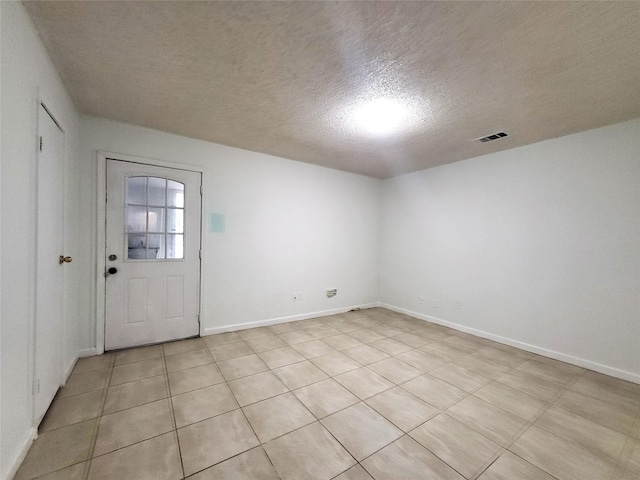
[24,1,640,178]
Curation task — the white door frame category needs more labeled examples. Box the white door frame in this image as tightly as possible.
[95,151,206,354]
[32,97,65,426]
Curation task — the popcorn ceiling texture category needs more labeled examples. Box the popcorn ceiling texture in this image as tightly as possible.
[24,1,640,178]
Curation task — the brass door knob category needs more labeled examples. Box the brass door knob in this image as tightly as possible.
[59,255,73,264]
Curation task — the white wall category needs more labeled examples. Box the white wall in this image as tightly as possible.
[0,2,84,478]
[78,116,381,343]
[380,119,640,381]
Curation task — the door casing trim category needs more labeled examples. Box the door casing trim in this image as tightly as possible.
[95,151,206,354]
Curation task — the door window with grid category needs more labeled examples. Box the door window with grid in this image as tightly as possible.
[126,176,185,260]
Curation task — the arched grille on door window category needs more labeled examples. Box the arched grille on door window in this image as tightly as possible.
[125,176,185,260]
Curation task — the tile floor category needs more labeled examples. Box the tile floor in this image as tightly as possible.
[15,308,640,480]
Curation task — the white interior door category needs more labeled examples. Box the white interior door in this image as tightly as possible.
[105,160,202,350]
[35,104,65,423]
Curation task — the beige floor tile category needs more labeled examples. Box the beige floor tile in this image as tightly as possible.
[103,375,167,414]
[583,370,640,396]
[36,462,87,480]
[517,359,580,385]
[333,465,374,480]
[311,352,362,376]
[334,367,394,400]
[366,387,438,432]
[59,368,109,397]
[323,333,364,350]
[167,363,223,396]
[401,374,467,409]
[535,406,628,461]
[454,354,510,378]
[243,392,315,442]
[187,447,280,480]
[294,378,359,418]
[396,349,446,372]
[273,360,328,390]
[477,451,556,480]
[173,383,238,428]
[570,375,640,410]
[411,414,502,478]
[88,432,182,480]
[268,322,303,334]
[447,395,527,445]
[496,370,563,401]
[347,328,386,344]
[361,435,464,480]
[258,346,306,369]
[178,410,259,476]
[393,332,431,348]
[334,321,367,334]
[322,403,402,460]
[628,441,640,474]
[442,335,483,352]
[342,344,390,365]
[114,345,162,366]
[291,340,337,359]
[555,389,637,435]
[15,420,97,480]
[162,337,206,356]
[238,326,273,339]
[263,422,355,480]
[202,331,242,347]
[72,354,114,374]
[208,341,254,361]
[430,363,490,392]
[306,326,342,339]
[244,334,287,352]
[369,338,413,356]
[40,389,103,432]
[368,357,422,384]
[622,470,640,480]
[228,371,289,406]
[510,425,616,480]
[475,346,528,368]
[371,325,404,337]
[110,357,164,386]
[217,354,269,380]
[420,342,469,362]
[94,399,173,456]
[278,330,317,345]
[165,349,211,373]
[474,381,547,420]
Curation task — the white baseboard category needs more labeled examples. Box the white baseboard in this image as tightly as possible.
[3,427,37,480]
[202,302,381,336]
[77,348,98,358]
[380,303,640,384]
[61,348,98,386]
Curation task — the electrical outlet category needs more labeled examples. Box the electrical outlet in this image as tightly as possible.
[431,298,438,309]
[419,296,424,304]
[297,291,303,301]
[455,300,463,310]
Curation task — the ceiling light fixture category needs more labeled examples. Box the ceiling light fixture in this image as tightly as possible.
[351,98,414,137]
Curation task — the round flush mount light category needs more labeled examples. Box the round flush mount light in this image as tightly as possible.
[349,98,419,137]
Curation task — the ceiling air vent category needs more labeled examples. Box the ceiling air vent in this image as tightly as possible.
[477,132,508,143]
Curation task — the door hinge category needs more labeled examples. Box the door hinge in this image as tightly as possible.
[39,136,43,152]
[200,185,203,196]
[199,249,202,260]
[197,313,201,324]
